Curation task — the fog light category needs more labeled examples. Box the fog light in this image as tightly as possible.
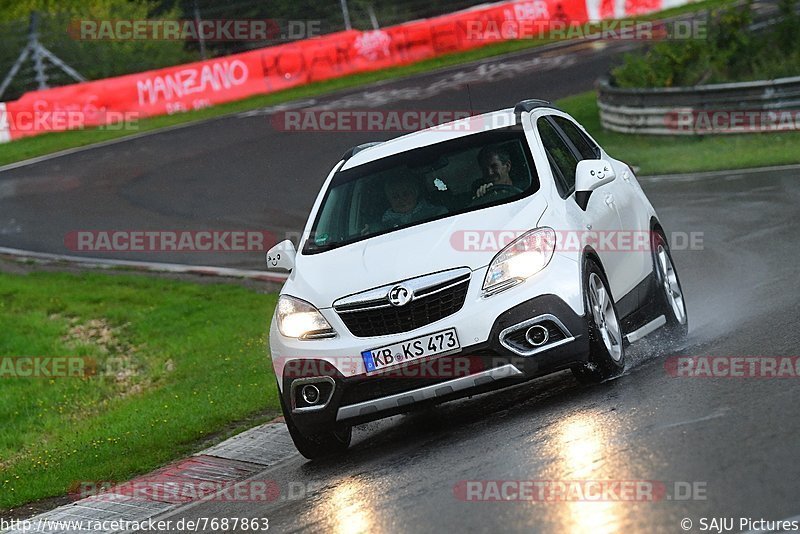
[525,325,549,347]
[301,384,320,405]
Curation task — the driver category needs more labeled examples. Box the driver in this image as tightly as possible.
[473,146,522,198]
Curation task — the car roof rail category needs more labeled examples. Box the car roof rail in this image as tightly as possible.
[514,99,560,122]
[341,142,383,162]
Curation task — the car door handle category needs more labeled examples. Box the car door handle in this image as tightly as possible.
[605,194,615,206]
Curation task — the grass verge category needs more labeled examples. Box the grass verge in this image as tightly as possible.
[0,271,278,511]
[558,91,800,175]
[0,0,735,167]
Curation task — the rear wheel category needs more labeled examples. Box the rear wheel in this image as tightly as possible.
[652,230,688,339]
[572,260,626,384]
[279,390,351,460]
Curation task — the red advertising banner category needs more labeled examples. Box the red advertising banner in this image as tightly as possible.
[0,0,667,142]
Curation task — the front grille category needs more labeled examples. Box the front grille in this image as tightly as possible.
[336,272,470,337]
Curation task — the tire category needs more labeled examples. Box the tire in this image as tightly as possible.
[279,389,352,460]
[652,229,689,339]
[572,259,626,384]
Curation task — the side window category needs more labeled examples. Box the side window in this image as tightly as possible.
[537,117,579,197]
[552,116,600,160]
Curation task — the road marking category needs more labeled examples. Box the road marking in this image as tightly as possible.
[243,52,584,118]
[642,163,800,182]
[655,409,728,430]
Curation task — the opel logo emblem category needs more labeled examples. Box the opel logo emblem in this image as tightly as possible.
[388,285,412,307]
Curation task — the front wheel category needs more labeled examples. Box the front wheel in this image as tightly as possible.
[652,230,688,339]
[279,391,351,460]
[572,260,626,384]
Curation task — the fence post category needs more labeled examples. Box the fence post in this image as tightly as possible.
[193,0,207,60]
[29,12,49,90]
[340,0,352,30]
[0,11,86,99]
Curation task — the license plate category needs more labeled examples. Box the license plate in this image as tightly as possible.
[362,328,460,373]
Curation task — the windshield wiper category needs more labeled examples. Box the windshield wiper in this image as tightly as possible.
[305,240,345,253]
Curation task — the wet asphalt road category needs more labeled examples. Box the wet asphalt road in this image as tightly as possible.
[153,167,800,533]
[2,16,799,532]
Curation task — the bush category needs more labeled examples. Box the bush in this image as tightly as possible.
[611,0,800,88]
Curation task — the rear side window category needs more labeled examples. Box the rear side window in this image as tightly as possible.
[537,118,579,197]
[552,116,600,160]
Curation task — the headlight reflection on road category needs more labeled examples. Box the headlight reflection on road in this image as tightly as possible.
[553,413,625,534]
[559,415,604,479]
[325,478,376,534]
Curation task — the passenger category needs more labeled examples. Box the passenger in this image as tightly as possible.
[381,176,446,227]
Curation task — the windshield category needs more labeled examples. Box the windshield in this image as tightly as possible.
[303,128,539,254]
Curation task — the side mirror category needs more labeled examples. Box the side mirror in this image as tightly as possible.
[266,239,296,271]
[575,159,616,210]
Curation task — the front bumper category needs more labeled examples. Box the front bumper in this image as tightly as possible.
[277,294,589,434]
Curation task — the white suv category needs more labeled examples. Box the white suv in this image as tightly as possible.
[266,100,688,459]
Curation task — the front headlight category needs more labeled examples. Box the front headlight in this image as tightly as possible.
[482,227,556,295]
[276,295,337,339]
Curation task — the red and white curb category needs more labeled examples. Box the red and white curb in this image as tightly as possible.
[0,103,10,144]
[0,246,289,284]
[1,423,297,534]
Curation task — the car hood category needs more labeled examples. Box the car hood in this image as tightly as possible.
[285,196,548,308]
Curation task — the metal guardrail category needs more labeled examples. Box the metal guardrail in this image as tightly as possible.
[597,76,800,135]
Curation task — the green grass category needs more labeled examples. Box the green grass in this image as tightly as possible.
[558,91,800,175]
[0,272,278,510]
[0,0,735,168]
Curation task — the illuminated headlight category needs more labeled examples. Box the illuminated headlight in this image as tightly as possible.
[482,227,556,295]
[276,295,337,339]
